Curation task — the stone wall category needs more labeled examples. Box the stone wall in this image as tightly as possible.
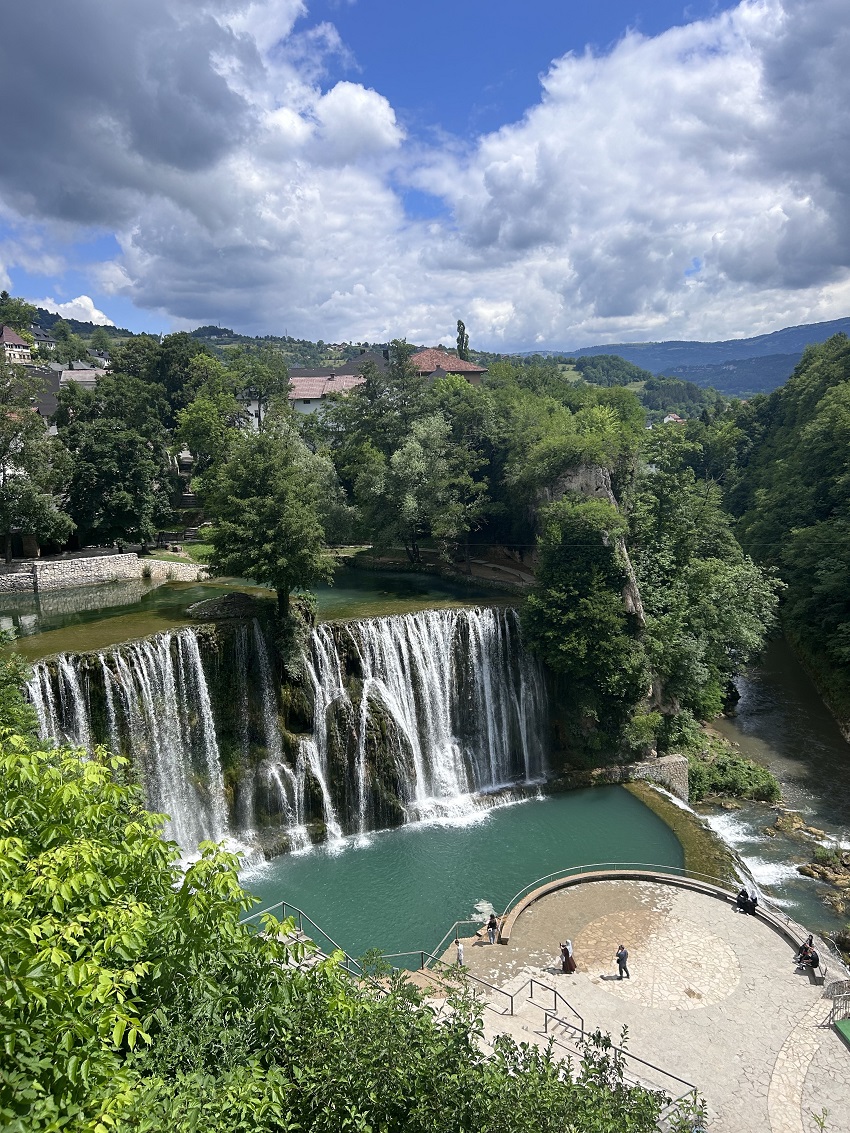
[144,559,207,582]
[0,554,208,595]
[627,753,689,802]
[0,565,35,594]
[558,753,689,802]
[34,554,141,591]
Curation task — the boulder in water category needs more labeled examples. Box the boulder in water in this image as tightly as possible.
[188,592,273,621]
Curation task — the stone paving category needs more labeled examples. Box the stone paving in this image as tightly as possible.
[457,880,850,1133]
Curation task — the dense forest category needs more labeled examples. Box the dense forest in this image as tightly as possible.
[720,333,850,726]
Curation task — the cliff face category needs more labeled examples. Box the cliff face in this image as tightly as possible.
[539,463,645,624]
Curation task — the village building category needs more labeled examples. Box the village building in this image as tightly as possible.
[30,327,57,352]
[409,347,488,384]
[0,325,32,364]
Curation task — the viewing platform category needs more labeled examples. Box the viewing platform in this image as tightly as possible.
[448,870,850,1133]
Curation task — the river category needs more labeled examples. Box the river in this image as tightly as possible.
[5,572,848,941]
[708,637,850,934]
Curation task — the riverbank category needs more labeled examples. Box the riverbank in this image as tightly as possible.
[624,781,740,883]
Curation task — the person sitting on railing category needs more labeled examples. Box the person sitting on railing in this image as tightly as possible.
[794,935,814,965]
[736,887,750,913]
[745,891,759,915]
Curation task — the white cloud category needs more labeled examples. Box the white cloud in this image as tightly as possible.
[1,1,849,347]
[32,295,115,326]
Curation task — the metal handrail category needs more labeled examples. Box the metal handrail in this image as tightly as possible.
[515,977,584,1038]
[240,898,364,977]
[381,950,515,1014]
[500,861,743,920]
[427,918,483,966]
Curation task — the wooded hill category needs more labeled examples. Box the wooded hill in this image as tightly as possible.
[723,333,850,728]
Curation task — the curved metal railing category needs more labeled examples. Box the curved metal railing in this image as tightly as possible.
[499,861,741,921]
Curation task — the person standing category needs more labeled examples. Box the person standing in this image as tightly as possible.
[562,939,577,974]
[616,944,630,979]
[487,914,499,945]
[455,937,464,967]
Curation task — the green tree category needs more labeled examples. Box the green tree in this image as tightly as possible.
[54,376,175,547]
[354,413,486,563]
[147,332,212,421]
[630,428,779,730]
[227,344,290,429]
[0,292,36,334]
[49,319,89,365]
[523,495,648,750]
[109,335,161,381]
[202,416,334,616]
[175,356,246,473]
[89,325,112,352]
[0,367,73,562]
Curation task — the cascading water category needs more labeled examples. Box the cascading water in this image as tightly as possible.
[309,607,548,825]
[27,627,230,855]
[24,606,549,857]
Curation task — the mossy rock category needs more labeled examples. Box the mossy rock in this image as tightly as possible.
[188,592,273,621]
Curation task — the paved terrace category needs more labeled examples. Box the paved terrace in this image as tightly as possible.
[449,876,850,1133]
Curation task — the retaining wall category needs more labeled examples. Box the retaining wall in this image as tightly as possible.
[558,754,689,803]
[0,554,208,595]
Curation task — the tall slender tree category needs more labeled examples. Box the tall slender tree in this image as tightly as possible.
[456,319,470,361]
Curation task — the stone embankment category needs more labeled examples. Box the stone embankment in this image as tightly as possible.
[554,754,689,803]
[0,553,207,594]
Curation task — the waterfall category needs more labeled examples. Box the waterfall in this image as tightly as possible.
[24,605,549,857]
[27,628,230,855]
[305,607,548,824]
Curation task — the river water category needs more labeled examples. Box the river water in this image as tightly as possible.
[708,637,850,934]
[242,787,684,958]
[5,571,847,941]
[1,568,506,662]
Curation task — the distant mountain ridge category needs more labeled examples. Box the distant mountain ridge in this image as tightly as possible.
[545,317,848,396]
[27,303,849,398]
[565,317,850,369]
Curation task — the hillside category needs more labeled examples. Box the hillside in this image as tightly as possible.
[564,317,850,372]
[658,353,800,397]
[25,302,849,398]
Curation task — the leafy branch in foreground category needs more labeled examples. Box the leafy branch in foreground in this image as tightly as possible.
[1,712,693,1132]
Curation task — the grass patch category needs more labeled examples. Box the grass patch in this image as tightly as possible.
[625,781,740,884]
[143,542,213,565]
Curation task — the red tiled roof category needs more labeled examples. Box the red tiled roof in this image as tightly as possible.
[0,325,29,346]
[409,348,486,374]
[288,373,366,400]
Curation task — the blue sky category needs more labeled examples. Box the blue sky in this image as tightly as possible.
[304,2,739,139]
[0,1,847,349]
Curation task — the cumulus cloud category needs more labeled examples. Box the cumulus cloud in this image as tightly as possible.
[0,0,849,347]
[33,295,115,326]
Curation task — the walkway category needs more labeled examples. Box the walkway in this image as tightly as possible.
[457,880,850,1133]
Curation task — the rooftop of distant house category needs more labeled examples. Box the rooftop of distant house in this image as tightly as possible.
[409,348,487,375]
[0,324,29,346]
[288,373,370,400]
